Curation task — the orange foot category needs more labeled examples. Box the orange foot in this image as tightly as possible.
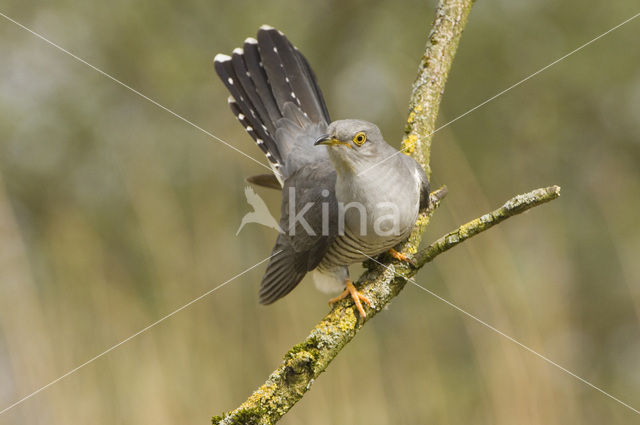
[328,279,371,318]
[388,248,414,265]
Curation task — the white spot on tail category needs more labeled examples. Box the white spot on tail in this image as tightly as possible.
[227,77,233,85]
[232,47,243,55]
[214,53,231,63]
[238,113,245,120]
[245,37,258,44]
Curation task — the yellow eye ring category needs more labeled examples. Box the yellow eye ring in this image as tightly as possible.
[353,132,367,146]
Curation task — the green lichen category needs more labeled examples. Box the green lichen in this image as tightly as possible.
[283,351,315,391]
[285,335,320,361]
[212,406,265,425]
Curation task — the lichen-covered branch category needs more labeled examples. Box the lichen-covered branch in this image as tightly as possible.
[403,0,476,176]
[415,185,561,268]
[213,184,560,425]
[213,1,477,424]
[212,190,447,425]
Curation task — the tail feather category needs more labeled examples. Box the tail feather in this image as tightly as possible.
[230,48,276,137]
[214,26,330,181]
[240,38,282,132]
[297,52,331,121]
[256,29,300,118]
[269,30,328,124]
[214,56,283,168]
[227,97,281,171]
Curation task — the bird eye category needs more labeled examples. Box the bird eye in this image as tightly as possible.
[353,132,367,146]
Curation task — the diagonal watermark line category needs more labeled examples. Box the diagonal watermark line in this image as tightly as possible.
[362,253,640,415]
[0,251,280,416]
[358,10,640,177]
[0,11,273,173]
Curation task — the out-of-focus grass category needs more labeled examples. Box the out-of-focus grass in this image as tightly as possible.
[0,1,639,424]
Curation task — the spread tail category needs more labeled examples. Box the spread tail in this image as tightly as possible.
[214,25,330,183]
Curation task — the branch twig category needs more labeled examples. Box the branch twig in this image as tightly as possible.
[416,185,561,268]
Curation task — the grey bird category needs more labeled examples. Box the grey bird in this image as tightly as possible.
[214,26,429,317]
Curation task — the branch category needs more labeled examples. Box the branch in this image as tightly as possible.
[213,184,560,425]
[415,185,561,268]
[403,0,476,175]
[213,1,477,424]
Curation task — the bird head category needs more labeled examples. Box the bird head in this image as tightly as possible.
[314,119,388,173]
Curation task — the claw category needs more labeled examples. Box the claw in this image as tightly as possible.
[388,248,416,267]
[328,279,371,318]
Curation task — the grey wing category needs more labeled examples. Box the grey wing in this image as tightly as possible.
[400,154,430,210]
[258,163,338,304]
[258,239,310,304]
[418,166,430,210]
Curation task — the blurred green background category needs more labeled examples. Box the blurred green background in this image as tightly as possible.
[1,0,639,424]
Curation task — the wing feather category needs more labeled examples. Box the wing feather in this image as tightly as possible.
[258,162,337,304]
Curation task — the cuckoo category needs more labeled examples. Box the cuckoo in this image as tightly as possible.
[214,26,429,317]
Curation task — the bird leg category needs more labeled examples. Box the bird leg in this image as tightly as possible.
[388,248,412,263]
[328,279,371,318]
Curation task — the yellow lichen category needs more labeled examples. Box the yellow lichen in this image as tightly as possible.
[402,134,418,154]
[336,308,357,332]
[242,381,277,407]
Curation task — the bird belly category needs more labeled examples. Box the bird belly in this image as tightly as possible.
[318,203,416,270]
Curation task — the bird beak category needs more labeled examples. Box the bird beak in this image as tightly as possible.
[314,134,334,146]
[314,134,352,148]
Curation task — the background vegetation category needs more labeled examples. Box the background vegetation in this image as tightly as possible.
[0,0,639,423]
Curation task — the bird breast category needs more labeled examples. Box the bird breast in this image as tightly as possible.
[334,165,420,247]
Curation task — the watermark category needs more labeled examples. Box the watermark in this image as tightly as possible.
[236,186,282,235]
[237,186,403,237]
